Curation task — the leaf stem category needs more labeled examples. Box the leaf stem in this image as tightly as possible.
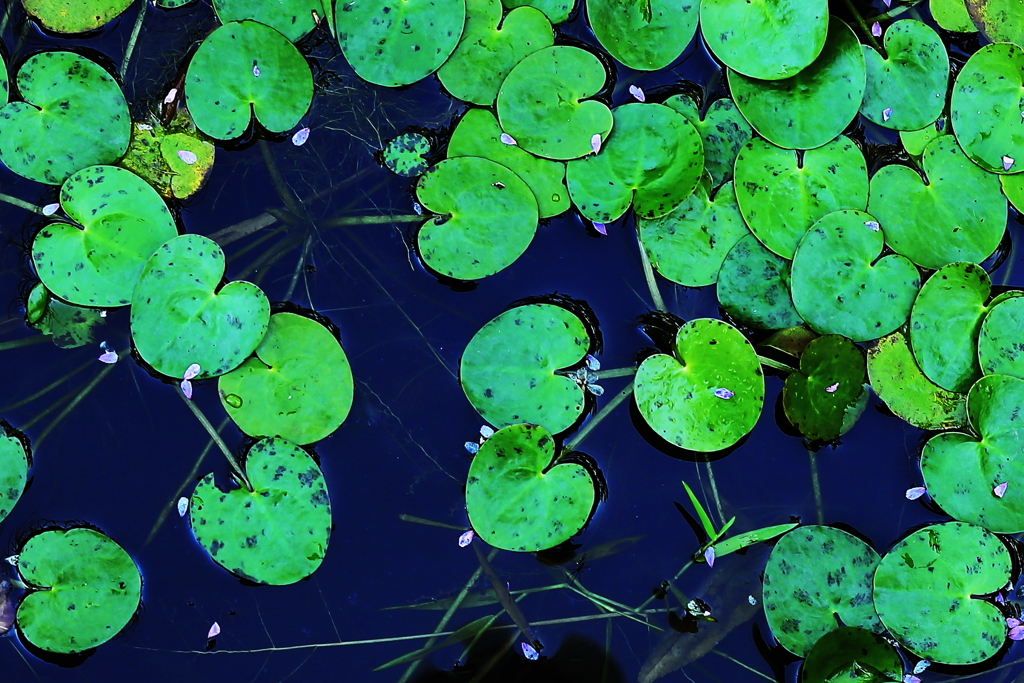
[841,0,884,53]
[563,380,634,453]
[0,192,43,214]
[119,0,146,78]
[808,448,824,525]
[0,335,51,352]
[322,214,424,227]
[176,391,251,492]
[757,354,796,374]
[636,228,665,312]
[472,540,542,652]
[593,366,636,380]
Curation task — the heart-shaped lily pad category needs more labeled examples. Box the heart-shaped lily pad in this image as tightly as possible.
[874,521,1011,664]
[860,20,949,131]
[16,528,141,654]
[415,156,538,280]
[190,436,332,585]
[587,0,698,71]
[791,210,920,342]
[921,374,1024,532]
[382,132,431,177]
[978,294,1024,378]
[131,233,271,379]
[664,95,752,187]
[782,334,867,442]
[566,103,703,223]
[218,312,354,445]
[634,318,764,452]
[734,136,868,259]
[119,112,216,200]
[31,165,179,308]
[867,136,1007,270]
[699,0,828,80]
[964,0,1024,53]
[334,0,465,87]
[729,18,866,150]
[801,627,902,683]
[496,45,613,160]
[465,423,597,552]
[762,525,883,657]
[0,51,130,185]
[0,425,29,524]
[460,303,591,434]
[437,0,552,105]
[502,0,571,24]
[185,20,313,140]
[213,0,325,42]
[951,42,1024,174]
[717,234,802,330]
[22,0,132,33]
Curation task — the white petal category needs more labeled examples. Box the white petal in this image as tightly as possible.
[1003,156,1015,171]
[882,107,892,122]
[163,88,178,104]
[995,482,1009,498]
[98,350,119,364]
[500,133,517,146]
[177,497,189,517]
[591,133,602,155]
[292,127,310,146]
[458,530,474,547]
[183,363,201,380]
[871,22,882,37]
[177,150,198,165]
[906,486,926,500]
[207,622,221,639]
[41,203,60,216]
[181,379,193,399]
[629,85,645,102]
[521,642,539,660]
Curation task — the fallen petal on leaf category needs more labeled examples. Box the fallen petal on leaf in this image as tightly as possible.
[871,22,882,37]
[714,388,734,399]
[500,133,517,146]
[825,382,839,393]
[882,107,892,122]
[177,150,198,165]
[913,660,931,675]
[995,482,1008,498]
[591,133,602,155]
[1004,156,1015,171]
[183,363,201,381]
[865,220,880,231]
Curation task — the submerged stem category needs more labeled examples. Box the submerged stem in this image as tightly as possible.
[564,380,634,453]
[0,335,50,352]
[472,541,542,652]
[0,192,43,214]
[322,214,423,227]
[120,0,146,78]
[841,0,884,52]
[593,366,636,380]
[177,392,251,492]
[808,448,824,525]
[636,228,665,312]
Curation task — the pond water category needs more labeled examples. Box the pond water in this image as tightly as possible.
[0,1,1023,682]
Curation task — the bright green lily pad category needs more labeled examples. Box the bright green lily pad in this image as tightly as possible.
[31,165,179,308]
[979,294,1024,378]
[634,318,764,452]
[448,108,568,218]
[502,0,571,24]
[437,0,552,106]
[965,0,1024,48]
[717,234,802,330]
[565,103,703,223]
[867,136,1006,270]
[866,328,968,430]
[383,133,431,177]
[496,45,613,160]
[185,20,313,140]
[466,423,597,552]
[26,283,105,349]
[860,20,948,131]
[131,234,271,379]
[801,627,902,683]
[699,0,828,80]
[0,426,28,524]
[587,0,698,71]
[729,18,865,150]
[460,303,590,434]
[23,0,132,33]
[873,522,1011,665]
[119,112,215,200]
[900,117,949,157]
[334,0,465,87]
[16,528,141,654]
[190,436,332,585]
[1003,172,1024,212]
[219,312,354,445]
[733,136,868,259]
[922,374,1024,533]
[782,335,867,442]
[762,526,883,657]
[0,51,130,185]
[663,95,752,186]
[790,210,920,342]
[931,0,975,32]
[213,0,325,42]
[951,42,1024,174]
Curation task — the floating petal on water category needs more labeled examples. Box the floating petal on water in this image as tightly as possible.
[181,379,193,399]
[99,350,118,364]
[629,85,645,102]
[593,222,607,235]
[585,354,600,371]
[207,622,221,639]
[906,486,927,500]
[465,441,479,454]
[177,497,189,517]
[913,661,931,675]
[747,595,757,605]
[458,530,474,547]
[292,127,310,146]
[521,642,539,660]
[163,88,178,104]
[871,22,882,37]
[479,425,494,439]
[704,546,715,567]
[42,203,59,216]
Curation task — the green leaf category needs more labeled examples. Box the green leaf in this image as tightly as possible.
[586,0,698,71]
[964,0,1024,47]
[782,335,867,442]
[119,112,216,200]
[951,42,1024,174]
[382,133,431,177]
[22,0,131,33]
[1003,171,1024,213]
[978,294,1024,379]
[717,234,802,330]
[0,426,28,524]
[681,480,717,540]
[802,627,902,683]
[663,95,752,187]
[931,0,975,32]
[713,522,798,557]
[501,0,571,24]
[213,0,325,42]
[899,117,949,158]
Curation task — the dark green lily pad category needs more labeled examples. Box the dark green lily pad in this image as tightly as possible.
[16,528,141,654]
[634,318,764,452]
[801,627,902,683]
[119,113,215,200]
[867,136,1006,270]
[22,0,131,33]
[415,156,538,280]
[565,103,703,223]
[496,45,613,160]
[860,20,948,131]
[782,335,867,442]
[465,423,596,552]
[900,117,949,157]
[383,133,431,177]
[978,294,1024,378]
[31,165,179,308]
[190,436,332,585]
[664,95,752,186]
[0,51,130,185]
[964,0,1024,48]
[874,522,1011,665]
[185,20,313,140]
[0,426,28,524]
[790,210,920,342]
[131,234,271,379]
[587,0,698,71]
[502,0,571,24]
[213,0,325,42]
[437,0,551,105]
[26,283,105,349]
[460,303,590,434]
[733,136,868,259]
[717,234,802,330]
[951,42,1024,174]
[699,0,828,80]
[762,526,883,657]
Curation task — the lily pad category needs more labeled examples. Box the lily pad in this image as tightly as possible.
[729,18,865,150]
[26,283,105,349]
[460,303,591,434]
[762,526,883,657]
[213,0,325,42]
[782,335,867,442]
[0,51,130,185]
[921,374,1024,533]
[586,0,698,71]
[131,234,271,379]
[0,425,28,524]
[873,522,1011,665]
[860,20,948,131]
[801,627,902,683]
[950,42,1024,174]
[565,103,703,223]
[502,0,571,24]
[964,0,1024,48]
[634,318,764,452]
[119,113,215,199]
[900,117,949,157]
[790,210,920,342]
[437,0,552,106]
[185,20,313,140]
[496,45,613,160]
[23,0,132,33]
[190,436,332,585]
[219,312,354,445]
[733,136,868,259]
[383,133,431,177]
[465,423,597,552]
[931,0,975,32]
[16,528,141,654]
[717,234,802,330]
[1003,172,1024,213]
[867,136,1007,270]
[699,0,828,80]
[978,294,1024,378]
[31,165,179,308]
[334,0,465,87]
[663,95,752,187]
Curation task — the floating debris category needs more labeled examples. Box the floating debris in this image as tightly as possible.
[41,203,59,216]
[458,530,474,547]
[747,595,757,605]
[521,641,540,661]
[465,441,479,454]
[177,497,189,517]
[906,486,927,500]
[872,22,882,37]
[913,661,931,675]
[629,84,645,102]
[292,127,310,146]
